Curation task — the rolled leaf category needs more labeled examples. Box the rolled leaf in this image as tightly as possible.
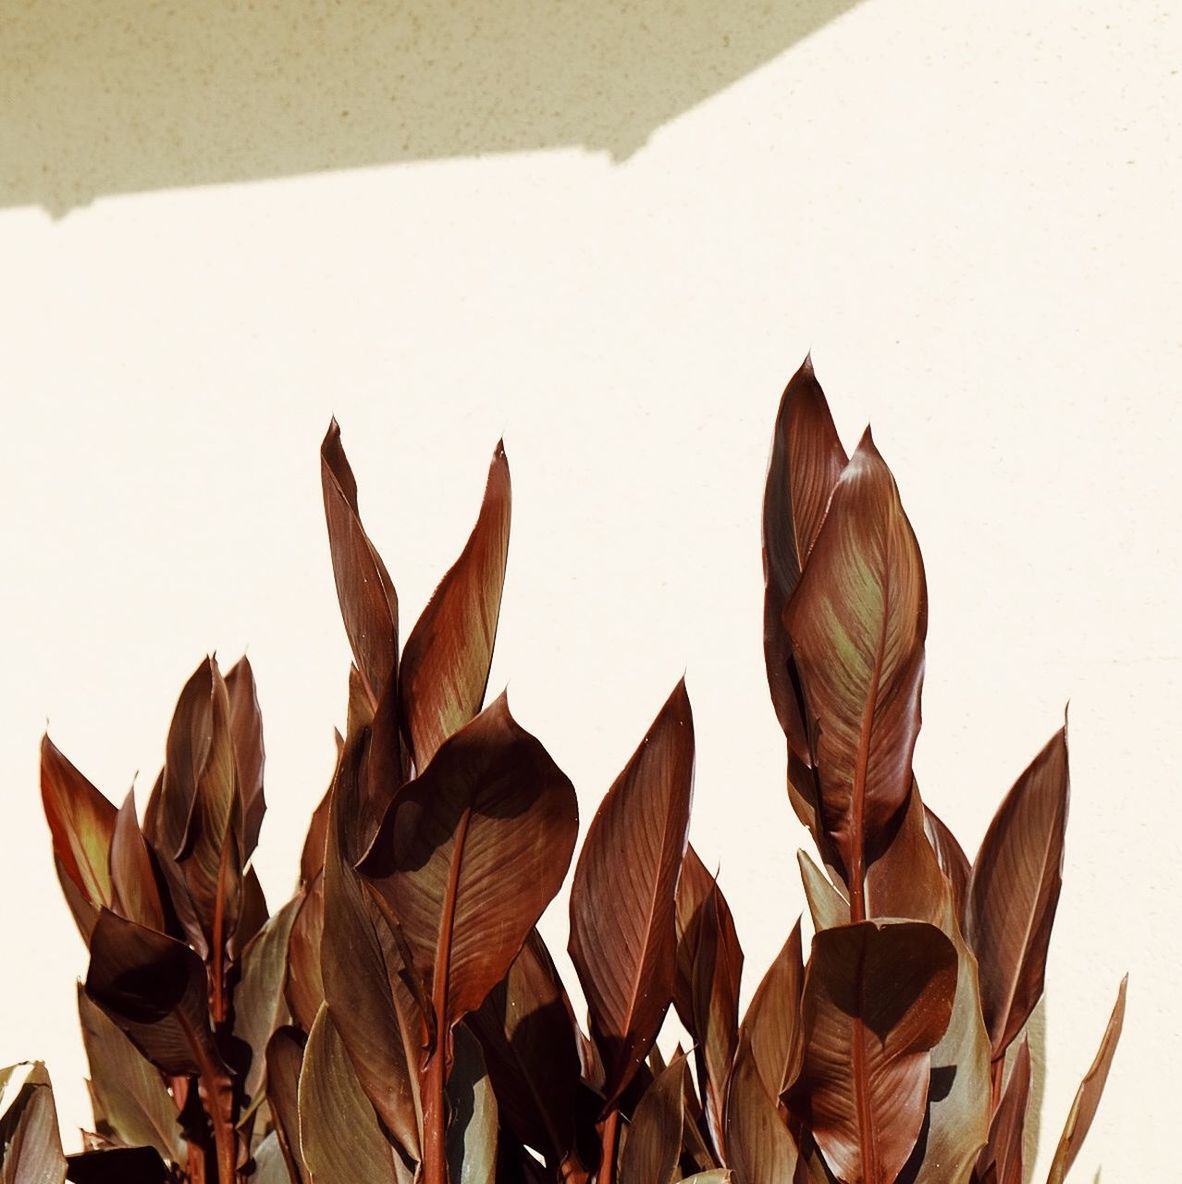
[725,1039,799,1184]
[783,430,927,897]
[965,728,1069,1059]
[796,851,849,933]
[974,1038,1030,1184]
[360,693,578,1030]
[1045,976,1127,1184]
[225,655,266,861]
[921,807,969,923]
[0,1061,67,1184]
[568,680,695,1110]
[108,791,165,934]
[739,919,804,1102]
[618,1053,686,1184]
[41,736,116,941]
[398,442,510,771]
[786,920,957,1184]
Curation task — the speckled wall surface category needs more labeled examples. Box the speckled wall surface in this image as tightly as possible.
[2,2,1177,1178]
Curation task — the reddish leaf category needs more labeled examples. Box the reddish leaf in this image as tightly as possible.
[299,784,332,889]
[725,1038,799,1184]
[618,1053,687,1184]
[974,1038,1030,1184]
[673,845,713,1029]
[41,735,116,940]
[398,442,510,772]
[796,851,849,933]
[0,1061,67,1184]
[109,791,165,934]
[568,681,695,1110]
[361,692,578,1030]
[783,430,927,907]
[1045,976,1127,1184]
[965,727,1069,1059]
[786,920,957,1184]
[321,420,400,709]
[264,1027,307,1184]
[739,920,804,1102]
[284,875,325,1034]
[225,656,266,861]
[922,807,970,923]
[446,1026,498,1184]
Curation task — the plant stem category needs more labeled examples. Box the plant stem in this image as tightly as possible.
[598,1110,620,1184]
[423,1041,449,1184]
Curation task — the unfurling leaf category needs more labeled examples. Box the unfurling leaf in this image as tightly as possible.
[569,680,694,1110]
[225,655,266,861]
[974,1038,1030,1184]
[739,919,804,1102]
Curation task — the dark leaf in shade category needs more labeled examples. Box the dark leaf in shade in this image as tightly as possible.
[618,1053,686,1184]
[64,1146,168,1184]
[233,865,269,960]
[225,656,266,861]
[783,430,926,889]
[40,736,116,941]
[264,1027,307,1184]
[1045,976,1127,1184]
[786,920,957,1184]
[284,875,325,1034]
[568,681,694,1111]
[725,1037,799,1184]
[0,1061,67,1184]
[974,1038,1030,1184]
[108,791,165,934]
[398,442,510,771]
[361,693,578,1030]
[739,919,804,1102]
[321,419,400,710]
[446,1026,498,1184]
[672,844,713,1031]
[965,727,1069,1060]
[299,785,333,889]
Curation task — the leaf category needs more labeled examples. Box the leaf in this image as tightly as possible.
[618,1053,686,1184]
[786,920,957,1184]
[321,419,400,709]
[725,1039,799,1184]
[568,680,695,1110]
[77,987,183,1164]
[447,1027,498,1184]
[467,929,581,1168]
[63,1147,168,1184]
[0,1062,67,1184]
[974,1038,1030,1184]
[783,430,927,896]
[234,895,302,1106]
[1045,976,1127,1184]
[85,910,228,1083]
[321,731,419,1162]
[965,727,1069,1059]
[285,876,326,1034]
[300,785,333,889]
[673,845,714,1029]
[225,656,266,861]
[796,851,849,933]
[762,355,848,756]
[922,808,969,923]
[250,1132,294,1184]
[108,791,165,934]
[739,919,804,1101]
[296,1005,400,1184]
[360,692,578,1031]
[398,442,510,771]
[265,1027,307,1184]
[676,1175,732,1184]
[40,736,116,941]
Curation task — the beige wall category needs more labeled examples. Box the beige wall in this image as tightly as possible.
[2,2,1178,1178]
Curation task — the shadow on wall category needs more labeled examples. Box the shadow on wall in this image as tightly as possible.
[3,0,862,217]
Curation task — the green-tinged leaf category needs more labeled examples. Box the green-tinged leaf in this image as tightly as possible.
[398,442,510,771]
[40,736,116,941]
[796,851,848,932]
[296,1006,400,1184]
[447,1027,498,1184]
[321,731,419,1163]
[783,430,926,893]
[974,1038,1030,1184]
[786,920,957,1184]
[619,1053,686,1184]
[109,791,165,934]
[1045,976,1126,1184]
[225,656,266,861]
[467,930,581,1168]
[725,1039,799,1184]
[234,895,302,1105]
[265,1027,307,1184]
[0,1062,67,1184]
[965,728,1069,1059]
[63,1146,168,1183]
[85,910,227,1082]
[922,807,969,923]
[568,681,694,1110]
[251,1132,294,1184]
[739,919,804,1101]
[77,987,183,1163]
[285,876,325,1033]
[762,355,848,762]
[361,693,578,1030]
[321,420,399,709]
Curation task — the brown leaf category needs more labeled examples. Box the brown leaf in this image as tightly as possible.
[1045,976,1127,1184]
[739,919,803,1102]
[40,736,116,941]
[965,727,1069,1059]
[783,430,927,901]
[922,807,970,924]
[568,680,695,1110]
[786,920,957,1184]
[264,1027,307,1184]
[796,851,849,933]
[284,876,326,1034]
[618,1053,687,1184]
[321,420,400,709]
[446,1026,498,1184]
[225,656,266,861]
[109,791,165,934]
[0,1061,68,1184]
[398,442,510,772]
[974,1038,1030,1184]
[725,1038,799,1184]
[299,785,332,890]
[673,845,713,1029]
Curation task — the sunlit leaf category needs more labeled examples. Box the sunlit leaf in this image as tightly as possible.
[725,1038,799,1184]
[618,1053,686,1184]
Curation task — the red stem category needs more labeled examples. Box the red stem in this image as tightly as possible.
[598,1110,621,1184]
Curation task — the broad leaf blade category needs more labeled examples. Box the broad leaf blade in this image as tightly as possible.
[618,1053,686,1184]
[783,430,927,888]
[786,920,957,1184]
[0,1062,67,1184]
[108,791,165,934]
[965,728,1069,1059]
[568,680,695,1110]
[285,876,326,1034]
[1045,976,1127,1184]
[725,1039,799,1184]
[225,656,266,861]
[796,851,849,933]
[265,1027,308,1184]
[398,442,510,771]
[447,1027,498,1184]
[739,919,804,1101]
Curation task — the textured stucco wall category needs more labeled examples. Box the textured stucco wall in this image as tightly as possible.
[2,2,1178,1179]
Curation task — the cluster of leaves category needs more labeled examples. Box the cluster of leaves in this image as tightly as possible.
[3,362,1124,1184]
